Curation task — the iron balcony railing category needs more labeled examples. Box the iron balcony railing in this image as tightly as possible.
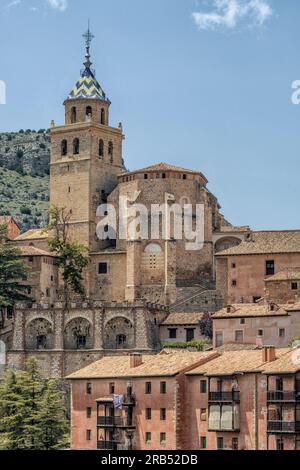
[267,421,300,433]
[209,391,240,402]
[267,391,300,402]
[97,440,119,450]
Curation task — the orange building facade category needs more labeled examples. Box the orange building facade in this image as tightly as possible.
[68,347,300,451]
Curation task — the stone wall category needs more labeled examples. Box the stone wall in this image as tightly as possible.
[5,301,169,378]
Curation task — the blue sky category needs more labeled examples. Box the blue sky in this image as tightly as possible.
[0,0,300,231]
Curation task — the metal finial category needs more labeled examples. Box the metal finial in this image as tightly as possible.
[82,20,94,69]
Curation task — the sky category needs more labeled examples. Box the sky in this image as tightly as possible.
[0,0,300,231]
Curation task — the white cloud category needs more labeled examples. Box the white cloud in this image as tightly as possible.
[47,0,68,12]
[192,0,273,31]
[5,0,21,9]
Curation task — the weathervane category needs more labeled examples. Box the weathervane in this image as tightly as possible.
[83,20,94,70]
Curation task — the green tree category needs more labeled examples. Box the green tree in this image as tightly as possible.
[35,380,69,450]
[46,207,89,307]
[0,359,69,450]
[0,223,31,328]
[0,369,27,450]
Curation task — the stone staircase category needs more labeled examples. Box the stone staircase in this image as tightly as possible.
[170,280,224,313]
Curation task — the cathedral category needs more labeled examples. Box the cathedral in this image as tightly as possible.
[1,29,248,377]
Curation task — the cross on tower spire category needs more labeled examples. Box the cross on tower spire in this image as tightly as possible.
[83,21,94,70]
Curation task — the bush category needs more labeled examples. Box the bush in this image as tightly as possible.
[162,339,209,352]
[20,206,31,215]
[288,337,300,348]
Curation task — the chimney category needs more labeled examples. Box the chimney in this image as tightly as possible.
[262,346,276,363]
[130,353,143,368]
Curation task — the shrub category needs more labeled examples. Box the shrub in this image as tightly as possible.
[162,339,209,352]
[20,206,31,215]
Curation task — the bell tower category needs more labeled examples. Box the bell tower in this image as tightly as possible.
[50,26,124,251]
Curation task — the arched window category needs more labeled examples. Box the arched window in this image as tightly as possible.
[108,141,113,161]
[71,107,77,124]
[144,243,162,253]
[61,139,67,156]
[99,139,104,157]
[101,108,105,125]
[86,106,92,119]
[73,138,80,155]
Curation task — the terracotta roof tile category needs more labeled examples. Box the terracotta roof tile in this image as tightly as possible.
[187,349,289,376]
[19,246,55,257]
[213,303,288,319]
[161,312,204,326]
[120,162,208,183]
[15,229,48,241]
[216,230,300,256]
[66,350,218,380]
[259,347,300,374]
[265,268,300,282]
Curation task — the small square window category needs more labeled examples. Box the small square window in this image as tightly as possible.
[200,380,207,393]
[279,328,285,338]
[86,383,92,394]
[160,381,166,394]
[240,318,245,325]
[232,263,236,269]
[145,382,152,394]
[146,408,152,420]
[168,328,177,339]
[86,430,92,441]
[217,437,224,450]
[87,407,92,418]
[232,438,239,451]
[160,408,166,420]
[292,282,298,291]
[258,329,264,337]
[201,436,207,449]
[232,279,237,287]
[146,432,151,444]
[98,262,108,274]
[235,330,244,342]
[160,432,166,445]
[109,382,115,394]
[266,260,275,276]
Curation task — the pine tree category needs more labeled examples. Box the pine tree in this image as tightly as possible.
[35,380,69,450]
[0,359,69,450]
[0,223,31,328]
[0,369,27,450]
[18,358,45,449]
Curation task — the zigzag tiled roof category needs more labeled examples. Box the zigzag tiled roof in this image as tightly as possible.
[68,67,109,101]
